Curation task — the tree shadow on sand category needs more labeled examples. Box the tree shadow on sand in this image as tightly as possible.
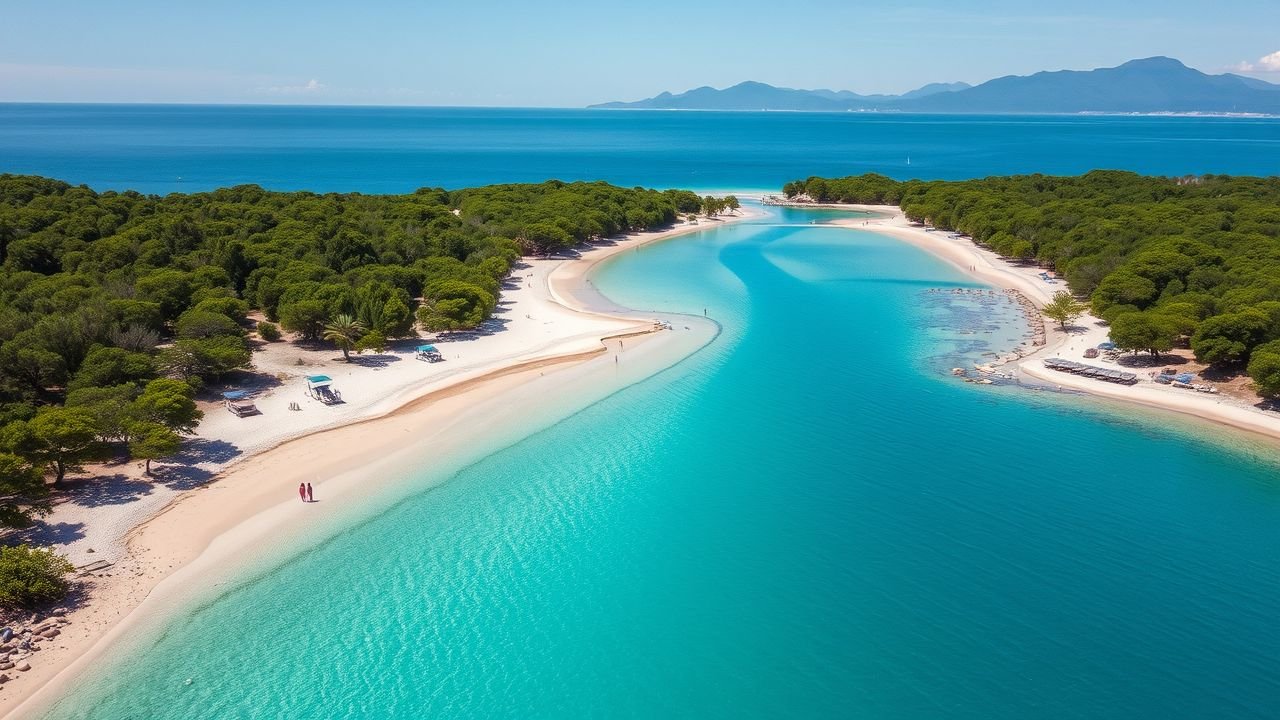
[146,438,244,490]
[9,520,88,547]
[434,317,512,343]
[173,438,242,466]
[59,474,156,508]
[348,353,402,369]
[1117,354,1190,369]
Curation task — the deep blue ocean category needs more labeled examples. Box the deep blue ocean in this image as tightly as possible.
[8,106,1280,718]
[2,104,1279,193]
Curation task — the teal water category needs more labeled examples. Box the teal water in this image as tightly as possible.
[2,105,1279,193]
[47,208,1280,718]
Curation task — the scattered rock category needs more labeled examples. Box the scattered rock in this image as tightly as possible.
[0,673,9,684]
[16,662,30,672]
[86,548,95,553]
[0,662,12,670]
[50,608,66,617]
[39,628,59,639]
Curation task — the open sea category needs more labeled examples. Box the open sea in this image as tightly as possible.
[7,106,1280,718]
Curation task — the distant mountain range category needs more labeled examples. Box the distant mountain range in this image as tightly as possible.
[589,58,1280,114]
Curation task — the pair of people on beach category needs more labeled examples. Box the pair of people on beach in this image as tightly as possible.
[298,482,315,503]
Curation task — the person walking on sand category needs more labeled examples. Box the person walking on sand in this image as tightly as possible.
[298,483,307,502]
[306,483,314,503]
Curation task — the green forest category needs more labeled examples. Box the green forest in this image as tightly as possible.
[783,171,1280,394]
[0,175,711,533]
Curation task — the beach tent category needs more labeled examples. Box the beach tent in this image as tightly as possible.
[1097,342,1117,350]
[305,375,342,403]
[305,375,333,390]
[415,344,443,362]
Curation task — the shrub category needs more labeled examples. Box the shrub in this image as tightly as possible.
[0,545,74,608]
[257,321,281,342]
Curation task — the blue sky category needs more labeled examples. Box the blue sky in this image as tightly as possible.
[2,0,1279,106]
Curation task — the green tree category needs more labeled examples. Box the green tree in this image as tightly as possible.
[257,321,281,341]
[278,299,329,341]
[0,545,75,609]
[132,378,203,435]
[128,422,182,475]
[1041,291,1089,330]
[159,337,252,382]
[1191,309,1271,366]
[522,223,573,254]
[376,296,414,337]
[416,281,495,333]
[1093,270,1158,312]
[0,453,51,529]
[134,269,195,322]
[190,296,250,323]
[22,407,103,485]
[1246,340,1280,397]
[1109,312,1179,358]
[175,309,242,339]
[0,346,67,395]
[354,330,388,355]
[323,314,366,361]
[65,384,141,442]
[68,346,156,392]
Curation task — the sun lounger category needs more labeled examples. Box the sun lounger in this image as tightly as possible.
[223,390,261,417]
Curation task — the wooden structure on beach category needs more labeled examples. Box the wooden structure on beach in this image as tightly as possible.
[1043,358,1138,385]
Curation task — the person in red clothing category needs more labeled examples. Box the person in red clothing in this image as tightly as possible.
[298,483,307,502]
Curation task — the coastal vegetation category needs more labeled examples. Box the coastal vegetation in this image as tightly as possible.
[0,174,714,530]
[784,171,1280,391]
[0,544,73,608]
[1041,291,1088,331]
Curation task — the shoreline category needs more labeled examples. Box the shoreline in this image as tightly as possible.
[1,208,760,718]
[826,203,1280,445]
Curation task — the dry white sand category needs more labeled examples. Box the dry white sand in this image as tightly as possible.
[1,209,759,718]
[830,205,1280,444]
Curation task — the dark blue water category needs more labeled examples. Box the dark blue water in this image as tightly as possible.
[2,104,1278,194]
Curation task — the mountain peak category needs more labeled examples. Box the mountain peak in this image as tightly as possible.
[589,58,1280,114]
[1118,56,1190,71]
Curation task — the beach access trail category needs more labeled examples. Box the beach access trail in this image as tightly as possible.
[827,205,1280,444]
[1,208,760,718]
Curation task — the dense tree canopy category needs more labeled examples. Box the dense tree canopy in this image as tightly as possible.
[0,174,697,518]
[784,172,1280,390]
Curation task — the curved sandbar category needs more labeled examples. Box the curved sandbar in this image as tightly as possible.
[814,203,1280,445]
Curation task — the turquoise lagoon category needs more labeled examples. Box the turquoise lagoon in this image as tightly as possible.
[45,207,1280,719]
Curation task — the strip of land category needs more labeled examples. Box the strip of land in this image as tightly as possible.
[0,209,757,718]
[823,205,1280,444]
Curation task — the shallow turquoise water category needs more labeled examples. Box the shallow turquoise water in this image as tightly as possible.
[47,208,1280,719]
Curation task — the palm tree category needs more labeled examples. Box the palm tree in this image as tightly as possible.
[323,314,366,361]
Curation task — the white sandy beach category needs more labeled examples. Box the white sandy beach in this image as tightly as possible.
[0,209,759,718]
[827,205,1280,444]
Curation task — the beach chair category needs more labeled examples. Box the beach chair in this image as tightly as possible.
[223,390,261,417]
